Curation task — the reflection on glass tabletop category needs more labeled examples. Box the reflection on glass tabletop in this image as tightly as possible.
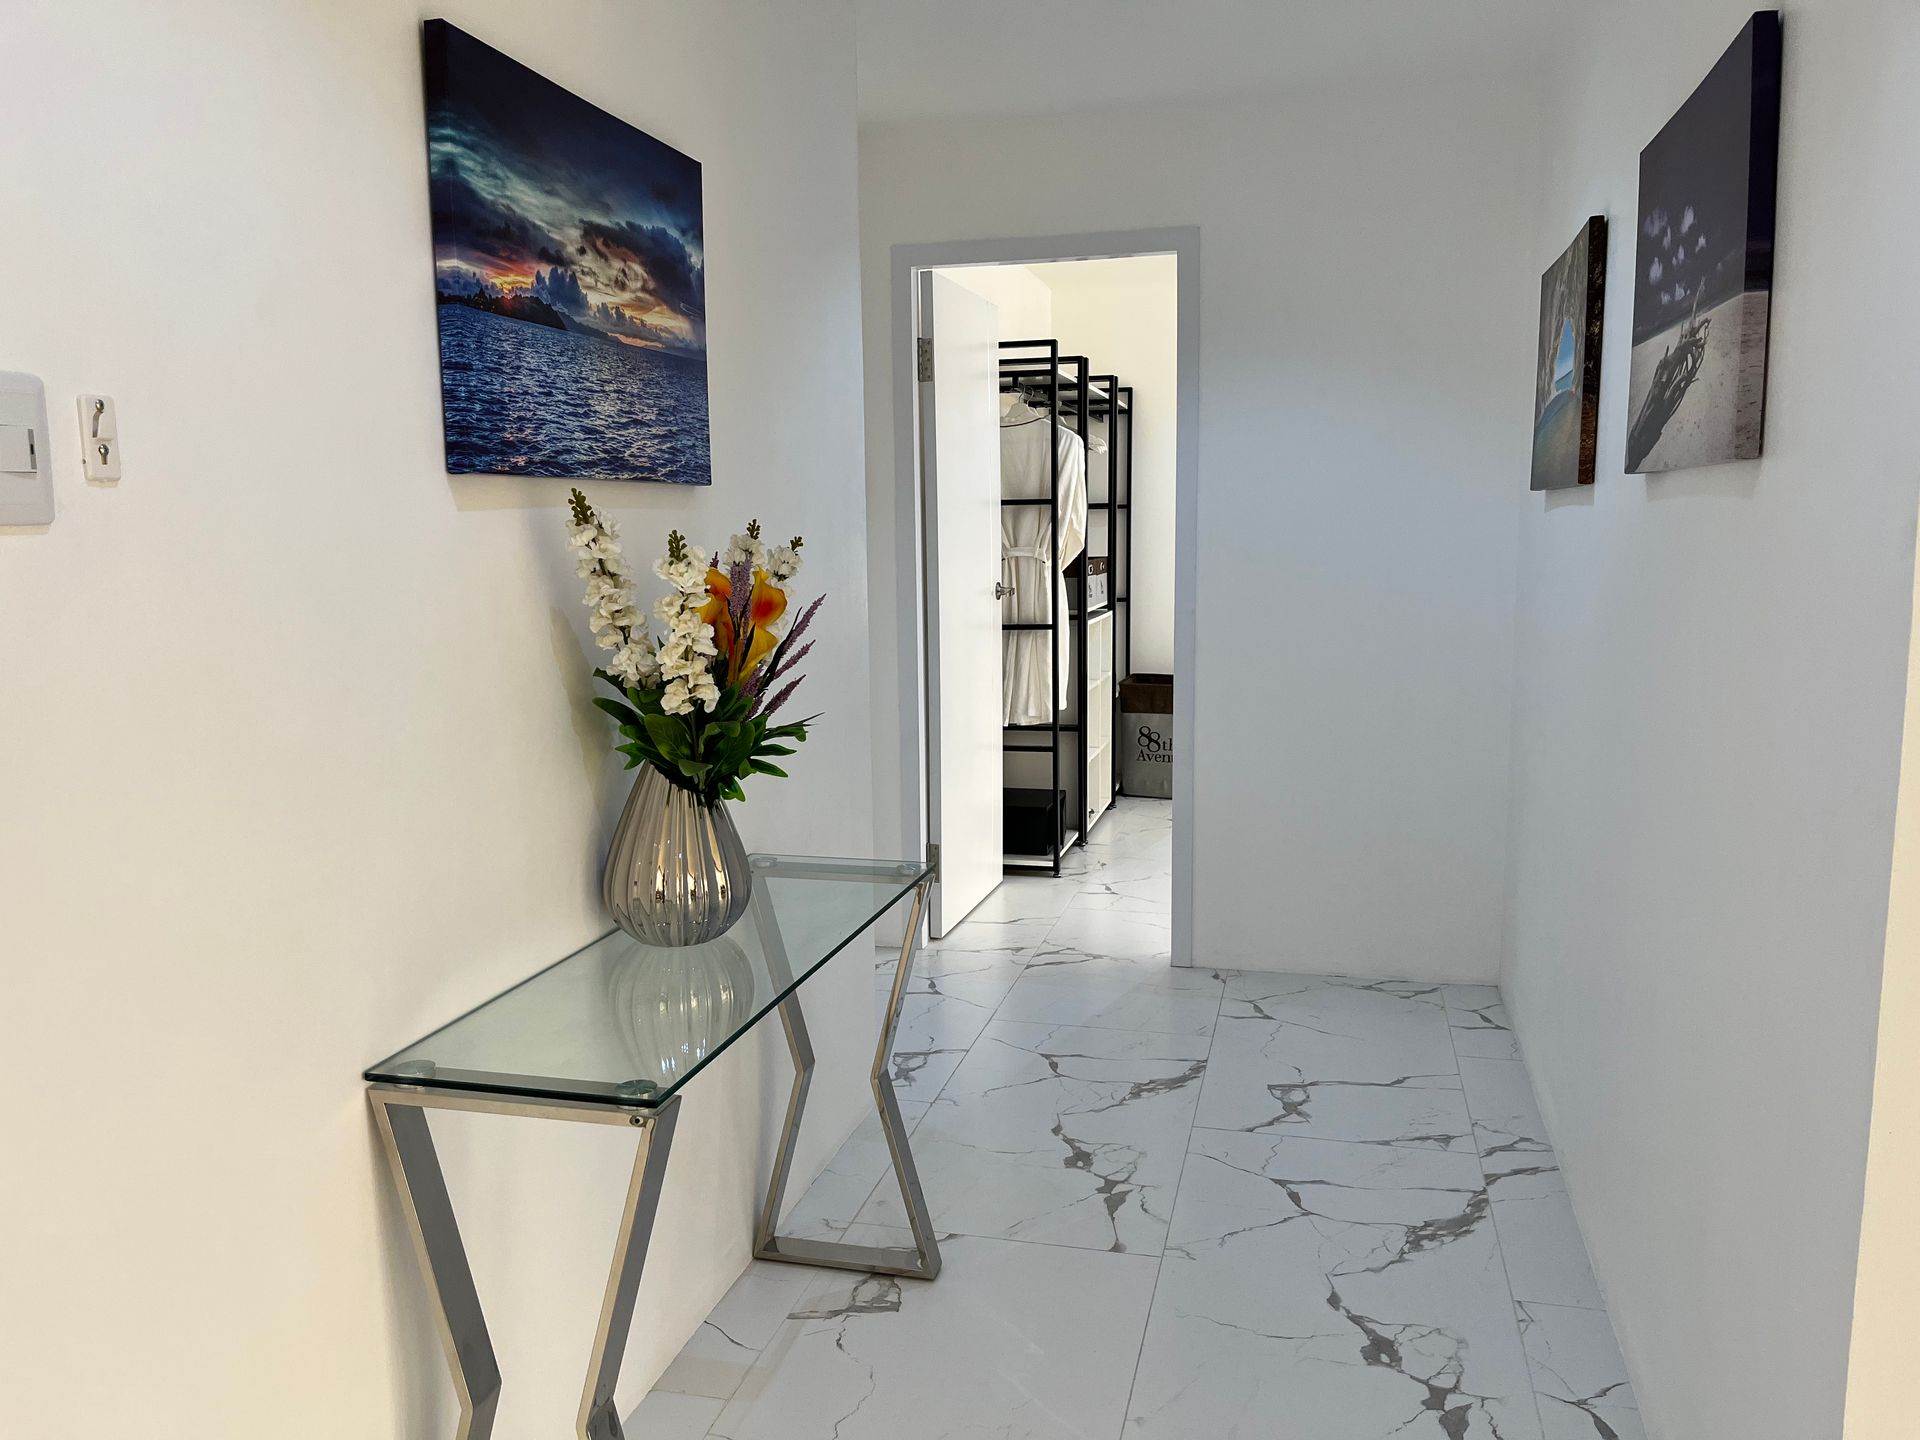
[365,855,930,1109]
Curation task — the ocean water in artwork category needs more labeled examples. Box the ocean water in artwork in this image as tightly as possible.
[437,305,710,481]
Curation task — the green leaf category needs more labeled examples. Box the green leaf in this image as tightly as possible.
[593,695,644,728]
[749,759,789,778]
[642,713,693,760]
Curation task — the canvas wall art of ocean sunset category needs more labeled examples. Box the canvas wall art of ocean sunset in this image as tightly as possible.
[422,20,710,484]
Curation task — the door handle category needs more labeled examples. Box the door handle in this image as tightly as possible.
[995,581,1012,600]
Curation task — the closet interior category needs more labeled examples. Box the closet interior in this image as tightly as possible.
[999,338,1134,876]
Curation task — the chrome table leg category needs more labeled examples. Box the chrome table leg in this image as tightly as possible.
[580,1100,679,1440]
[369,1086,680,1440]
[752,879,942,1279]
[372,1096,502,1440]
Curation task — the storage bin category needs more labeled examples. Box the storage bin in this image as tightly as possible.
[1004,787,1068,855]
[1067,556,1109,612]
[1118,673,1174,799]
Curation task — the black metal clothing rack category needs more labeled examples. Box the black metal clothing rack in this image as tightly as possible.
[996,340,1131,876]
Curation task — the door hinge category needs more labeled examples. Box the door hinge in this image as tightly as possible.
[916,336,934,382]
[926,840,940,873]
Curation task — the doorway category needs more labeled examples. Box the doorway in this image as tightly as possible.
[890,229,1199,964]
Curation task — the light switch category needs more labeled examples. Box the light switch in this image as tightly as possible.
[0,371,54,526]
[78,395,121,482]
[0,423,34,473]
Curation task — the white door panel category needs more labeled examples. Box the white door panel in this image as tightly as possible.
[920,272,1003,937]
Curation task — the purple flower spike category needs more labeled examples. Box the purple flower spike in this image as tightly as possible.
[784,595,824,652]
[762,674,805,720]
[727,554,753,628]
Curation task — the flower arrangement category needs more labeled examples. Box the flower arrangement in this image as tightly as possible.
[568,489,819,807]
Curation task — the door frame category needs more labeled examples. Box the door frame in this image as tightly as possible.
[890,227,1202,966]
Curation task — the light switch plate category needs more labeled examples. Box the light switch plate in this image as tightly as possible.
[0,371,55,526]
[78,395,122,482]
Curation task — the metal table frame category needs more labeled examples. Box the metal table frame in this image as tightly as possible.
[367,860,939,1440]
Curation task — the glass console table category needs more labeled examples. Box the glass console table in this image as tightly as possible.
[364,854,938,1440]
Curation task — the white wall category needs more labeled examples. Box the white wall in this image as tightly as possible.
[0,3,871,1436]
[941,262,1053,339]
[1502,3,1920,1437]
[861,70,1545,978]
[1029,256,1179,674]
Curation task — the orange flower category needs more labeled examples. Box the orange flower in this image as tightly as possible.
[695,566,790,683]
[748,570,787,628]
[734,571,787,679]
[699,567,737,668]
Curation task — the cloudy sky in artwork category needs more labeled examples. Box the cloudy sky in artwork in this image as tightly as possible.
[1630,19,1768,346]
[424,22,705,354]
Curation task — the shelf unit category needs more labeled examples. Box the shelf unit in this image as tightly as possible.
[1000,339,1086,876]
[998,343,1133,873]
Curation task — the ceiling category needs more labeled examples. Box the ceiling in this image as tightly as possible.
[853,0,1583,124]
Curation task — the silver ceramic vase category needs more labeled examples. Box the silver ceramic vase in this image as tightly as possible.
[603,764,752,946]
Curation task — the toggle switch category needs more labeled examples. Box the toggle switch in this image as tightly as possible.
[78,395,121,482]
[0,371,55,525]
[0,423,34,474]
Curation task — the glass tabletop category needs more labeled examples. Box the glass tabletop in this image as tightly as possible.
[365,855,930,1109]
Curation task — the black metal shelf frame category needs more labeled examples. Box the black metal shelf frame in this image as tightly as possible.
[996,342,1133,874]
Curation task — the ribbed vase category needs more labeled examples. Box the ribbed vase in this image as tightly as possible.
[607,935,759,1093]
[602,764,752,946]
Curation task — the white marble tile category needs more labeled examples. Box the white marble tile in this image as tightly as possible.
[1491,1184,1605,1312]
[925,911,1056,953]
[1446,986,1520,1061]
[1128,1129,1539,1439]
[1035,904,1175,965]
[856,1020,1209,1254]
[776,1103,930,1242]
[654,1261,824,1401]
[625,1389,726,1439]
[1442,983,1502,1015]
[649,923,1636,1440]
[712,1235,1158,1439]
[884,989,999,1102]
[963,874,1081,921]
[1063,836,1172,873]
[992,961,1223,1036]
[1458,1059,1604,1310]
[1060,874,1171,917]
[1457,1057,1557,1189]
[1197,974,1471,1149]
[883,946,1028,1010]
[1518,1301,1645,1440]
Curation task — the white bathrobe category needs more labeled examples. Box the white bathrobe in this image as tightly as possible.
[1000,404,1088,725]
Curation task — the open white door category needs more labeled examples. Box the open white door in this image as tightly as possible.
[919,271,1003,937]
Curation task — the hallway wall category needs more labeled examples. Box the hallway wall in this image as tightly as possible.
[0,2,872,1435]
[1501,3,1920,1436]
[861,69,1549,979]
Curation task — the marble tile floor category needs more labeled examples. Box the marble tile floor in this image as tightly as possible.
[638,799,1642,1439]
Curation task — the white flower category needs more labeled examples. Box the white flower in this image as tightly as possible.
[766,544,802,581]
[690,674,722,711]
[607,641,659,688]
[661,677,695,715]
[653,547,710,594]
[722,531,768,570]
